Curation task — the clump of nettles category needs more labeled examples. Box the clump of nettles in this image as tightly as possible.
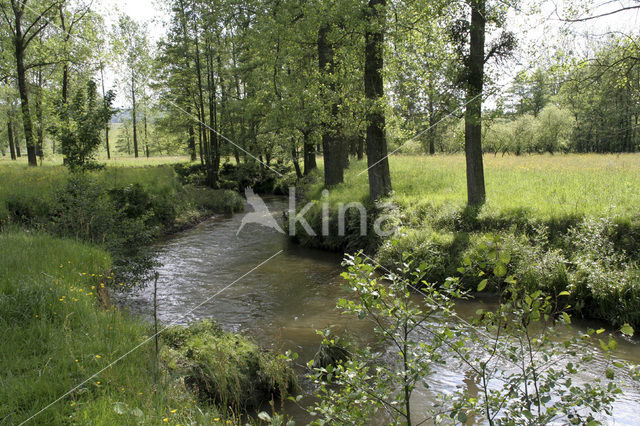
[160,320,297,410]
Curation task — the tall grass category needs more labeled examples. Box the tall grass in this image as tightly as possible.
[0,164,183,227]
[307,154,640,222]
[0,231,219,424]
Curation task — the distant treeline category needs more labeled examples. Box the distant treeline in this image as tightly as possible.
[398,37,640,156]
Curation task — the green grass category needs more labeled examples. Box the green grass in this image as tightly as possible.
[0,231,221,424]
[308,154,640,222]
[0,154,193,166]
[303,153,640,327]
[0,164,183,227]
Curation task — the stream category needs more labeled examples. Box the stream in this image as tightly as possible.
[121,198,640,424]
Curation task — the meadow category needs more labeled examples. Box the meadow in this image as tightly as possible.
[308,153,640,222]
[302,153,640,328]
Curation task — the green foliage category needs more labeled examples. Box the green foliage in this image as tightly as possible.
[51,80,116,171]
[560,37,640,153]
[482,105,575,155]
[310,253,637,425]
[566,216,640,326]
[447,277,628,425]
[181,185,245,214]
[309,252,463,424]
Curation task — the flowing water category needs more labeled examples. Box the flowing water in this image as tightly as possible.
[121,198,640,424]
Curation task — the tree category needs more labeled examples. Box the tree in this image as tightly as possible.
[113,14,152,159]
[51,80,115,170]
[560,37,640,153]
[364,0,391,200]
[0,0,60,166]
[450,0,515,206]
[387,0,462,156]
[317,22,344,186]
[509,68,550,117]
[464,0,487,206]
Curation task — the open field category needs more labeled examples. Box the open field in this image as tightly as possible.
[308,153,640,223]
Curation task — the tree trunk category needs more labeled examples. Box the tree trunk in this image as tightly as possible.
[194,33,207,168]
[292,142,302,179]
[131,75,139,157]
[35,68,44,160]
[144,113,150,158]
[318,24,344,186]
[303,130,317,175]
[188,123,196,161]
[464,0,486,206]
[204,45,219,188]
[14,33,37,166]
[62,64,69,105]
[364,0,392,201]
[357,136,364,160]
[197,120,204,165]
[428,97,436,155]
[100,65,111,159]
[8,119,16,160]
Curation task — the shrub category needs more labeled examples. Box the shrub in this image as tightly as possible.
[566,216,640,326]
[376,226,459,283]
[309,252,635,425]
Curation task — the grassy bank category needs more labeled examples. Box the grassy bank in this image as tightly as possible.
[0,163,244,286]
[0,232,295,424]
[0,162,303,423]
[0,232,211,424]
[0,163,244,228]
[299,154,640,327]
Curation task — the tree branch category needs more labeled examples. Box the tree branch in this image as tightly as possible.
[561,4,640,22]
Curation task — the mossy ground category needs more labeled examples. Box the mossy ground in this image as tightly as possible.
[161,320,297,411]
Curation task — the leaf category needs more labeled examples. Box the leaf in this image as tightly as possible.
[493,263,507,277]
[498,252,511,264]
[606,368,615,380]
[620,323,634,337]
[477,279,488,292]
[457,411,468,423]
